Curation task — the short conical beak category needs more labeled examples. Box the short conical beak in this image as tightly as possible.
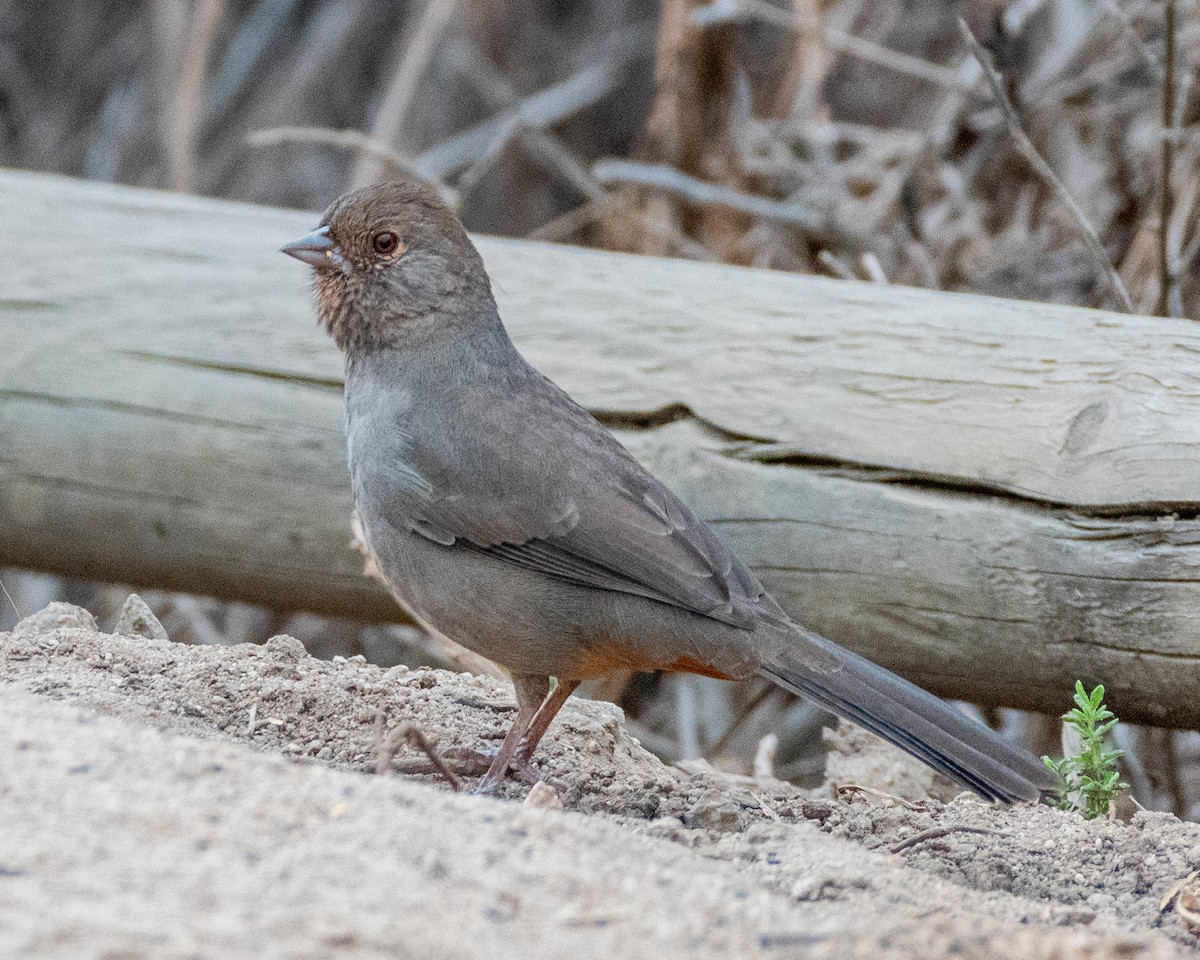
[281,225,342,269]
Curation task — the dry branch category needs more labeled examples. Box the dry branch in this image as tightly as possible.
[9,173,1200,725]
[447,37,606,203]
[889,825,1014,854]
[9,0,1194,322]
[416,34,649,179]
[693,0,969,90]
[958,19,1134,314]
[157,0,225,193]
[1158,0,1179,318]
[244,126,458,205]
[593,158,866,246]
[350,0,460,189]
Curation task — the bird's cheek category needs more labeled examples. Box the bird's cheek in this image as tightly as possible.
[313,271,348,317]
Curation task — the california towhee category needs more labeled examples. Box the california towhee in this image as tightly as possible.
[283,181,1054,801]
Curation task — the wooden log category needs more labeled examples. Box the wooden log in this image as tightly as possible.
[5,169,1200,725]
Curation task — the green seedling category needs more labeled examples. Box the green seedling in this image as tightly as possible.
[1043,681,1128,819]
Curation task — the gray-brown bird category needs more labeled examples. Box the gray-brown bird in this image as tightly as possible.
[282,181,1055,801]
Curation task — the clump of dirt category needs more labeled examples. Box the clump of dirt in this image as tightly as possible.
[2,601,1199,959]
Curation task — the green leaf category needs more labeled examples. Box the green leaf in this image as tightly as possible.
[1049,680,1126,820]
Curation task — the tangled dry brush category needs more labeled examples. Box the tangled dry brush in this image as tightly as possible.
[2,0,1195,314]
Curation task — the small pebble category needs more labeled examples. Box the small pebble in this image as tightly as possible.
[801,800,833,821]
[264,634,306,662]
[523,781,563,812]
[114,594,168,642]
[685,788,743,833]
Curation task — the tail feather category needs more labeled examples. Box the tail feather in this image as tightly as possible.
[760,625,1056,803]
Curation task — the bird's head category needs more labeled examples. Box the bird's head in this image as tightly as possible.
[282,181,491,352]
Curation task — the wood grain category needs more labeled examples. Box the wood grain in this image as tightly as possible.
[4,170,1200,724]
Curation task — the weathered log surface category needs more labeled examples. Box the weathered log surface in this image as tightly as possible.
[5,169,1200,725]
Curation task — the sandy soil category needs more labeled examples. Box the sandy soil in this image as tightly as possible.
[2,600,1199,959]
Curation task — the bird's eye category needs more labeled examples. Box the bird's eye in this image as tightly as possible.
[372,230,400,256]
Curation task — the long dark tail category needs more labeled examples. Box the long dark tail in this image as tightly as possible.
[759,624,1056,803]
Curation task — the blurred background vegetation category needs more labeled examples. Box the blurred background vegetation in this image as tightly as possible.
[3,0,1198,814]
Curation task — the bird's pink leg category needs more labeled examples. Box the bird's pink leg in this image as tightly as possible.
[475,673,550,795]
[514,679,581,768]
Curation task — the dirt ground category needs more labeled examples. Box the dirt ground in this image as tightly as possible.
[2,602,1200,959]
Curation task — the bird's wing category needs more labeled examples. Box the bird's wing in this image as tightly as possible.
[362,376,767,629]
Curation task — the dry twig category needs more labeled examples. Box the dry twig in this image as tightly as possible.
[418,40,649,180]
[1098,0,1164,80]
[157,0,225,192]
[693,0,969,90]
[890,824,1014,854]
[374,715,462,791]
[528,198,612,241]
[446,37,606,203]
[958,18,1134,313]
[753,732,778,779]
[594,158,866,245]
[835,783,928,811]
[0,577,22,622]
[860,252,888,284]
[816,249,856,279]
[1160,869,1200,911]
[243,703,258,737]
[1157,0,1179,317]
[245,126,457,205]
[351,0,460,189]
